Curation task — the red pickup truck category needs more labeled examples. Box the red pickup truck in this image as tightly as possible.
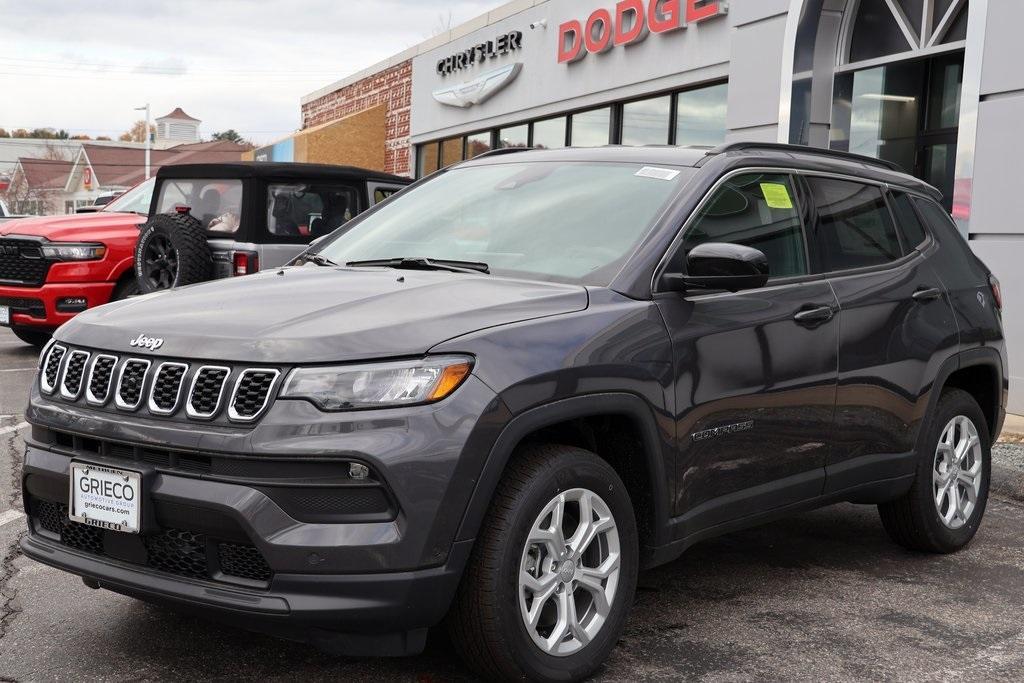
[0,179,153,347]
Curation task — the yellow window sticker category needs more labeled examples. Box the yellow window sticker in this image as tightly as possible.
[760,182,794,210]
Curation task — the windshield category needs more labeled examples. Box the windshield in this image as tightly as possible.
[315,161,692,285]
[104,177,156,215]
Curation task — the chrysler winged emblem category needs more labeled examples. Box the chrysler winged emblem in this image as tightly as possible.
[432,63,522,108]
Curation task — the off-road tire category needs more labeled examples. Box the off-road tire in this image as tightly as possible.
[134,212,212,293]
[111,275,140,301]
[448,443,638,682]
[879,388,991,553]
[10,326,50,348]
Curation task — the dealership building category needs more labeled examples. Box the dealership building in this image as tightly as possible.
[294,0,1023,410]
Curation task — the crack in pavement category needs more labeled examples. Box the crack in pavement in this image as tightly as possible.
[0,427,26,645]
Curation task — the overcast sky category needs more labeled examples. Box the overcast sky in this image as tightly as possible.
[0,0,505,145]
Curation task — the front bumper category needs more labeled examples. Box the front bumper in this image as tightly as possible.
[21,374,506,651]
[0,281,115,331]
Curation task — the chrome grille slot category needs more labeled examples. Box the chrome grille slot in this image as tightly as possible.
[186,366,231,419]
[58,350,90,400]
[228,369,280,422]
[115,358,151,411]
[40,344,66,395]
[86,354,118,405]
[148,362,189,415]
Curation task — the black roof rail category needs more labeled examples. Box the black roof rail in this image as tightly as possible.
[701,142,904,173]
[472,147,538,159]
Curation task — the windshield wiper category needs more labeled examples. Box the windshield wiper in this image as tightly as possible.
[300,253,339,267]
[346,256,489,274]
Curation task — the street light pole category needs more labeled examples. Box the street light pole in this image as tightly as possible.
[134,103,151,179]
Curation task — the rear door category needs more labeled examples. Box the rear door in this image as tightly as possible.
[655,171,839,531]
[802,176,959,492]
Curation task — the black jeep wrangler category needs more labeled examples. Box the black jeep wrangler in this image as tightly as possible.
[133,162,409,292]
[22,143,1006,681]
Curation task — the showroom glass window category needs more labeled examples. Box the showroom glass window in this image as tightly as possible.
[440,137,464,169]
[570,108,611,147]
[418,143,439,176]
[676,172,808,278]
[621,96,671,146]
[498,125,528,149]
[532,117,567,149]
[156,179,243,233]
[466,132,492,159]
[675,82,729,147]
[805,177,903,271]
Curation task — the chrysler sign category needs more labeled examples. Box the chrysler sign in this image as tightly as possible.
[558,0,728,63]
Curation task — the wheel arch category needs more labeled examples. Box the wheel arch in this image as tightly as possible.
[455,392,673,562]
[929,348,1005,445]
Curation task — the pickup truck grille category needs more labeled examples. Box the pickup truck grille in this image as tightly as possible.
[0,238,51,286]
[39,344,281,424]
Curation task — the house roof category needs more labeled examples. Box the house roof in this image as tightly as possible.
[157,107,200,122]
[17,157,74,190]
[79,141,250,188]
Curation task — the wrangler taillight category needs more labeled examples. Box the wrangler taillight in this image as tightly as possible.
[233,251,259,276]
[990,274,1003,310]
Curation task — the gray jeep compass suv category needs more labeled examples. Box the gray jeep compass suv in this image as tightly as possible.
[21,143,1007,681]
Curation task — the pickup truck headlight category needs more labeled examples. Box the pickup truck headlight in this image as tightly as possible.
[280,355,473,410]
[40,242,106,261]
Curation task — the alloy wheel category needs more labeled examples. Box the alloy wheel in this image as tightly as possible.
[933,415,983,529]
[518,487,620,657]
[142,233,179,289]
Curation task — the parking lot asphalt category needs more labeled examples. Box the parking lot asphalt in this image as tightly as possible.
[2,324,1024,681]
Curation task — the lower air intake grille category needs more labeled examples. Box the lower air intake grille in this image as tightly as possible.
[144,528,208,579]
[218,542,272,581]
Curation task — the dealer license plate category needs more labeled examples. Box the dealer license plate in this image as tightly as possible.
[69,462,141,534]
[0,305,9,326]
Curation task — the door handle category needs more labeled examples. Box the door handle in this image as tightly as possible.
[793,306,834,325]
[912,287,942,302]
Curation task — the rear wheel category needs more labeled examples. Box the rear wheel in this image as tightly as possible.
[10,326,50,348]
[449,444,638,681]
[879,389,991,553]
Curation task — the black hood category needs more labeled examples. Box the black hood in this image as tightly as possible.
[57,266,588,363]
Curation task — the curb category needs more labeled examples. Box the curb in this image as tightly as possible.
[991,463,1024,504]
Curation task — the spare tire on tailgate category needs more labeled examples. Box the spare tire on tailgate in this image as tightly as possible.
[134,212,213,293]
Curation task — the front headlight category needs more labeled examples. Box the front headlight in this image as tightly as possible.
[41,242,106,261]
[280,355,473,411]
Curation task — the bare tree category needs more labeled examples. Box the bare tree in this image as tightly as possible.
[429,10,454,37]
[1,143,70,215]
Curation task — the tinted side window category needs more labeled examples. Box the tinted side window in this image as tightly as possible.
[678,173,808,278]
[267,183,358,238]
[890,192,928,248]
[806,177,903,272]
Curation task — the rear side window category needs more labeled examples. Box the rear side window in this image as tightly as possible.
[677,172,808,278]
[805,177,903,272]
[267,183,358,238]
[890,192,928,248]
[156,179,243,233]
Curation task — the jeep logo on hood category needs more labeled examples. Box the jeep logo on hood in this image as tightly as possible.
[129,334,164,351]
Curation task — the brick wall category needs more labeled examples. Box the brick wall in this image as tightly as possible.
[301,60,412,177]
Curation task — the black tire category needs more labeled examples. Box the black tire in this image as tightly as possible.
[134,212,212,293]
[449,444,638,682]
[879,388,991,553]
[111,276,140,301]
[10,326,51,348]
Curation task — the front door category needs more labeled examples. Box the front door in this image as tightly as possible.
[655,171,839,535]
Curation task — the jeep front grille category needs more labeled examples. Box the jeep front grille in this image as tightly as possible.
[40,344,66,394]
[38,345,282,424]
[59,350,90,400]
[228,369,280,422]
[148,362,188,414]
[86,355,117,405]
[115,359,151,410]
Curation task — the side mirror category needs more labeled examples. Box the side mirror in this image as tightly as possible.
[662,242,770,293]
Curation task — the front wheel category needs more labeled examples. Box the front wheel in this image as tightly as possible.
[10,326,51,348]
[449,444,638,682]
[879,388,991,553]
